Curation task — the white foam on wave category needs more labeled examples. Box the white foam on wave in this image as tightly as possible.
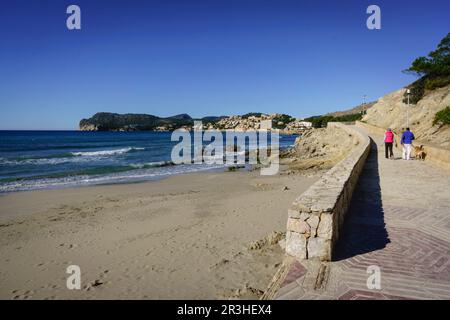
[129,161,174,169]
[0,147,147,166]
[1,156,91,166]
[71,147,145,157]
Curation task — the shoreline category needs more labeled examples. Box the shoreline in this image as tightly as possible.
[0,168,319,299]
[0,164,229,198]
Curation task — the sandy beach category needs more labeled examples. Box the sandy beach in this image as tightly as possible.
[0,168,318,299]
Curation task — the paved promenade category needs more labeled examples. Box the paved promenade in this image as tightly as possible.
[276,127,450,300]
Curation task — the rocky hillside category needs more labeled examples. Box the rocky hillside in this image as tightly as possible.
[362,84,450,148]
[80,113,163,131]
[79,112,227,131]
[326,101,376,117]
[281,125,360,171]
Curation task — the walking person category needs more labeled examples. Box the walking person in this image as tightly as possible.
[401,127,415,160]
[384,128,394,159]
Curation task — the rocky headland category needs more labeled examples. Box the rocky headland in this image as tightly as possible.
[79,112,312,134]
[281,125,360,172]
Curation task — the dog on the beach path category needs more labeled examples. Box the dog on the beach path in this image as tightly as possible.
[414,145,426,160]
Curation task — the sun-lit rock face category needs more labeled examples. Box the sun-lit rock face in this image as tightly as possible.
[281,125,360,171]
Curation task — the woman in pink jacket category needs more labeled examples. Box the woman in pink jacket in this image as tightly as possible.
[384,128,394,159]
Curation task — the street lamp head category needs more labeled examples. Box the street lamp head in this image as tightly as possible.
[406,89,411,94]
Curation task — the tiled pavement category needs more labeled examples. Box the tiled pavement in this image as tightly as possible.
[276,127,450,300]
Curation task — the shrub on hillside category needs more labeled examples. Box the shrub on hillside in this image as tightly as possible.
[304,115,334,128]
[304,113,362,128]
[334,113,363,122]
[272,114,295,129]
[433,107,450,126]
[425,76,450,90]
[241,112,263,119]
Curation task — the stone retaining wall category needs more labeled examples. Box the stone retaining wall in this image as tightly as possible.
[356,121,450,172]
[285,123,371,261]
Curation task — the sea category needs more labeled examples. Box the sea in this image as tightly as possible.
[0,131,298,193]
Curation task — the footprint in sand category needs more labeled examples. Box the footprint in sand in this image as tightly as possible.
[251,182,276,191]
[84,279,104,291]
[11,290,34,300]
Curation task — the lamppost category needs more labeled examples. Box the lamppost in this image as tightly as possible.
[363,94,367,114]
[406,89,411,128]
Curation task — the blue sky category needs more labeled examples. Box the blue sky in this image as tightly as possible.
[0,0,449,130]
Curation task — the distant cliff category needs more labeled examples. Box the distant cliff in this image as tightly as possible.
[79,112,227,131]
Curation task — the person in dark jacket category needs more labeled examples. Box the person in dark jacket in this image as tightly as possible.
[401,127,415,160]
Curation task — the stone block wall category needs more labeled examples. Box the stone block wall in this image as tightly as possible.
[285,123,371,261]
